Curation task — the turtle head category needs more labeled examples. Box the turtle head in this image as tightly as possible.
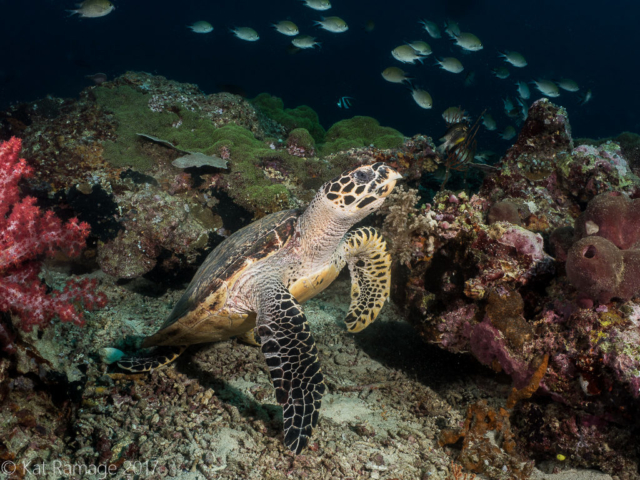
[321,163,402,220]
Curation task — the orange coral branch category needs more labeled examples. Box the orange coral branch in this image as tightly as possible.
[506,354,549,409]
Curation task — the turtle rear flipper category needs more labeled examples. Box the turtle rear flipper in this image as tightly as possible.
[341,227,392,332]
[117,346,186,373]
[257,282,325,455]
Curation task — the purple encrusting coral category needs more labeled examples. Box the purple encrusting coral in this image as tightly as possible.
[383,98,640,476]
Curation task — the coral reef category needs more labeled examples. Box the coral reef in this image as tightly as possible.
[387,99,640,477]
[3,72,640,479]
[286,128,316,157]
[554,192,640,304]
[0,72,439,279]
[566,236,640,304]
[575,132,640,178]
[377,186,438,265]
[488,200,523,225]
[0,137,107,331]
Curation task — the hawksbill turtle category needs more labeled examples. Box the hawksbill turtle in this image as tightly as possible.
[117,163,402,454]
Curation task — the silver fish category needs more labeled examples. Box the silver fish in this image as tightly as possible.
[516,81,530,99]
[231,27,259,41]
[419,19,441,39]
[67,0,114,18]
[188,21,213,34]
[435,57,463,74]
[499,50,527,68]
[292,35,321,49]
[532,79,560,97]
[314,16,348,33]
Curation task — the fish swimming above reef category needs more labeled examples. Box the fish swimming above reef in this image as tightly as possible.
[579,89,593,105]
[410,87,433,109]
[435,57,464,74]
[392,45,425,64]
[273,21,299,36]
[231,27,260,41]
[67,0,114,18]
[556,78,580,92]
[336,96,353,108]
[407,40,431,56]
[85,72,107,85]
[291,35,321,49]
[503,96,519,118]
[442,106,468,125]
[315,16,348,33]
[419,19,441,38]
[439,122,469,152]
[516,80,530,99]
[532,79,560,97]
[436,112,482,190]
[453,32,483,52]
[381,67,410,84]
[499,50,527,67]
[302,0,331,11]
[501,125,516,140]
[444,19,461,38]
[482,113,497,131]
[493,67,510,79]
[516,97,528,121]
[187,21,213,34]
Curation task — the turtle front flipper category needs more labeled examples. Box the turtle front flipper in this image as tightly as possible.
[256,282,325,455]
[117,346,186,373]
[340,227,392,333]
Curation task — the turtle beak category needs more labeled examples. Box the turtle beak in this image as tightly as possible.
[377,168,403,198]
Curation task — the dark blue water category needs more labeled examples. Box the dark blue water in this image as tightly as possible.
[1,0,638,148]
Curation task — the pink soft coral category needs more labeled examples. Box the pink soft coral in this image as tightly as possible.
[0,137,107,331]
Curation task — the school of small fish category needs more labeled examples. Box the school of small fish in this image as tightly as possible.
[381,15,590,139]
[67,0,592,144]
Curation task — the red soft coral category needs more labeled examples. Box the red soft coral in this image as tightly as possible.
[0,137,107,331]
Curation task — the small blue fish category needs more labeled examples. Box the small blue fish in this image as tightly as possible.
[337,96,353,109]
[578,89,592,106]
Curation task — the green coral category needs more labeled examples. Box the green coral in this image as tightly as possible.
[207,125,324,215]
[320,116,404,156]
[287,128,315,153]
[95,85,222,170]
[251,93,325,143]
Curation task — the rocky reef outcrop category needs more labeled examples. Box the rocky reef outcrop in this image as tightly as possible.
[382,98,640,478]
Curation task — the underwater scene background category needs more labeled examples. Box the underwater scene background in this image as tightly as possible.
[1,1,640,479]
[1,0,640,143]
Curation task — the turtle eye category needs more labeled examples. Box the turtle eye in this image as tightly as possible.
[353,169,371,184]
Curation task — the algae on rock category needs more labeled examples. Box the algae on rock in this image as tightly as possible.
[320,116,404,156]
[95,85,225,171]
[251,93,326,143]
[209,125,325,216]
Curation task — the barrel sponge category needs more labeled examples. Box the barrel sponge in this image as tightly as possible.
[566,236,640,303]
[574,192,640,250]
